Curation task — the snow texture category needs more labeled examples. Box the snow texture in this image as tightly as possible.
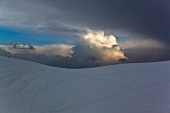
[0,56,170,113]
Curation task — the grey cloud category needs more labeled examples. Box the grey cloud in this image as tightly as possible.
[121,48,170,64]
[38,24,82,33]
[118,39,170,63]
[119,39,165,49]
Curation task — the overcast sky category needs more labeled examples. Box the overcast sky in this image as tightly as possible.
[0,0,170,68]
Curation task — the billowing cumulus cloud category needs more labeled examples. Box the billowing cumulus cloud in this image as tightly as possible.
[80,30,127,63]
[83,30,117,48]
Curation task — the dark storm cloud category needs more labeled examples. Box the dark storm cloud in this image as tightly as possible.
[32,0,170,44]
[1,0,170,44]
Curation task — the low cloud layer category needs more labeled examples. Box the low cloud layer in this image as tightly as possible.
[0,44,73,57]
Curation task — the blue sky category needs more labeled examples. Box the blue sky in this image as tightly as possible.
[0,27,69,45]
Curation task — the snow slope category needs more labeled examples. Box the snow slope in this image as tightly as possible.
[0,56,170,113]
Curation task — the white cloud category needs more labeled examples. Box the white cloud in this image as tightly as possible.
[34,45,73,57]
[83,30,117,48]
[81,30,127,63]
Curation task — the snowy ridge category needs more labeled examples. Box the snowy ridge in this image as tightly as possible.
[0,56,170,113]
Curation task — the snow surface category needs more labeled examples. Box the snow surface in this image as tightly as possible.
[0,56,170,113]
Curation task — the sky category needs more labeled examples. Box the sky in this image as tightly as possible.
[0,0,170,68]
